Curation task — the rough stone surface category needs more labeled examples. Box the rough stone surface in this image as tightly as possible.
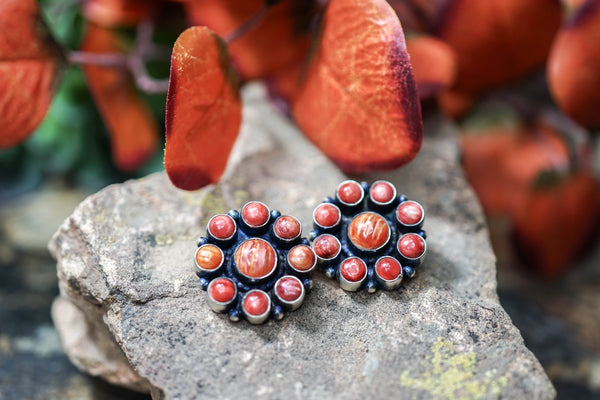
[0,196,149,400]
[2,185,88,252]
[49,85,555,399]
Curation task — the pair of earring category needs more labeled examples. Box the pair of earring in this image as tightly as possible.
[193,179,427,325]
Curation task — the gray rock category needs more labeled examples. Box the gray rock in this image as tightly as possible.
[49,84,555,399]
[1,185,88,252]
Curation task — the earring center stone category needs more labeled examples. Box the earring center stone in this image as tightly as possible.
[234,238,277,279]
[347,212,390,251]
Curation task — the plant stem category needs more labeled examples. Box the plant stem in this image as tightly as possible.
[67,20,170,94]
[130,19,171,93]
[67,51,128,68]
[224,5,270,43]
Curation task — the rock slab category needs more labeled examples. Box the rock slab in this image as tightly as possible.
[50,85,555,399]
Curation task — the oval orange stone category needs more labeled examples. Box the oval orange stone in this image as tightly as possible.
[396,201,423,226]
[370,181,396,204]
[195,244,223,270]
[208,214,236,239]
[313,203,341,228]
[274,216,301,240]
[348,212,390,251]
[288,245,316,272]
[340,257,367,282]
[337,180,363,204]
[242,201,269,227]
[398,233,425,259]
[234,238,277,279]
[276,276,303,302]
[209,278,236,303]
[313,234,341,260]
[243,290,270,316]
[376,257,401,281]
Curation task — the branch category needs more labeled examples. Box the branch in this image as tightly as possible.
[224,5,270,43]
[67,20,170,94]
[129,19,170,93]
[128,54,170,93]
[67,51,128,68]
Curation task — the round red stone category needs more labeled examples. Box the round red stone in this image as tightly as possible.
[276,276,303,302]
[243,290,270,316]
[274,216,301,239]
[209,278,236,303]
[376,257,402,281]
[195,244,223,270]
[340,257,367,282]
[337,180,363,204]
[396,201,423,226]
[234,239,277,279]
[313,234,341,259]
[370,181,396,204]
[208,214,236,239]
[348,212,390,251]
[288,245,316,271]
[398,233,425,259]
[313,203,341,228]
[242,202,269,227]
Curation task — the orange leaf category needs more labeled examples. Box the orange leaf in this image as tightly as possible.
[82,24,159,171]
[548,0,600,130]
[183,0,312,80]
[406,35,457,99]
[165,26,242,190]
[83,0,151,28]
[292,0,423,174]
[0,0,63,148]
[512,171,600,278]
[461,120,570,216]
[437,90,475,119]
[436,0,561,94]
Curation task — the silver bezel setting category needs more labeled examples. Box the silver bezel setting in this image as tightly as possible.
[195,244,225,273]
[369,180,398,206]
[338,257,368,292]
[274,275,306,311]
[336,179,365,206]
[242,289,272,325]
[287,244,317,274]
[206,277,237,313]
[374,256,404,290]
[312,233,342,263]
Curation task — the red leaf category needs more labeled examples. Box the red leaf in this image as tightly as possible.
[512,171,600,278]
[0,0,63,148]
[548,0,600,130]
[461,120,570,216]
[436,0,562,94]
[183,0,312,80]
[406,35,457,99]
[83,0,151,27]
[165,26,242,190]
[82,24,159,171]
[437,90,475,119]
[292,0,423,174]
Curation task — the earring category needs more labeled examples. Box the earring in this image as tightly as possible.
[310,180,427,293]
[195,201,316,324]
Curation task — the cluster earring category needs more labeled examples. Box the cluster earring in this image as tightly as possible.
[195,201,316,324]
[193,180,427,324]
[310,180,426,293]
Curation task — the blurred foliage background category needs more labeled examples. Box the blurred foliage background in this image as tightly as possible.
[0,1,172,199]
